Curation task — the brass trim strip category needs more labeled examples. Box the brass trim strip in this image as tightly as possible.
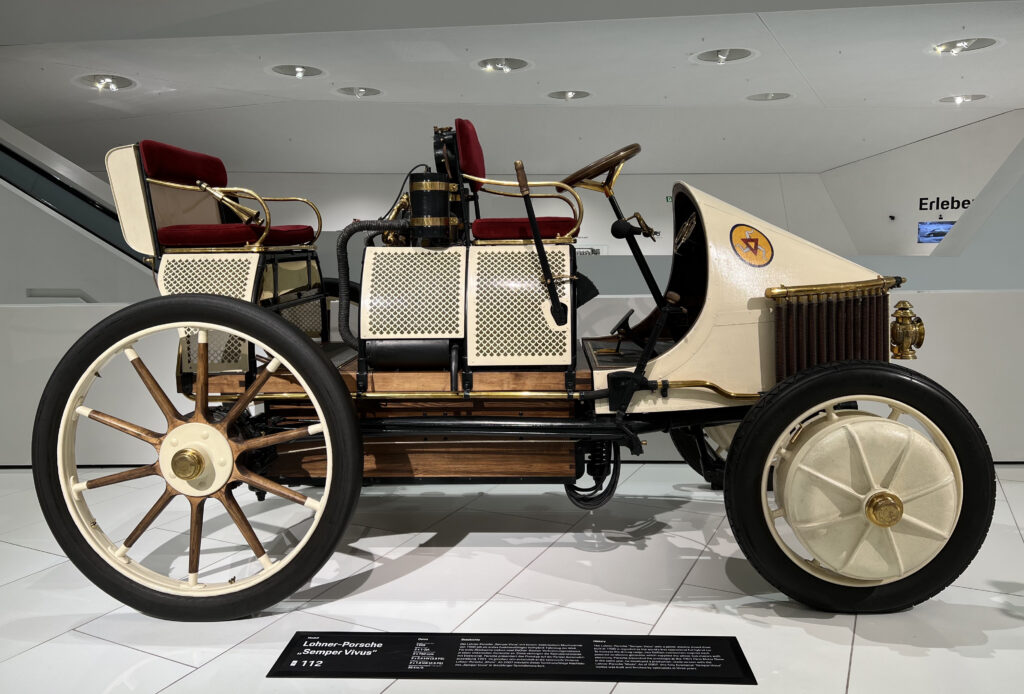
[410,181,459,192]
[198,383,755,403]
[410,216,463,228]
[765,276,905,299]
[196,390,581,402]
[664,380,761,400]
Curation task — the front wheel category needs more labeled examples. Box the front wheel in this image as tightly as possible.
[33,294,361,620]
[724,361,994,613]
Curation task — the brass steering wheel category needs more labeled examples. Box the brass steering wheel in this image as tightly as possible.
[561,143,641,190]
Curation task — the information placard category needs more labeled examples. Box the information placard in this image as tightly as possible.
[268,631,756,684]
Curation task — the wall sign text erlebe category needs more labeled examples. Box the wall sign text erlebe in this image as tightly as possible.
[919,196,973,211]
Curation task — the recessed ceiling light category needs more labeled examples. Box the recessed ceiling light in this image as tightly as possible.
[939,94,986,104]
[77,74,135,92]
[477,58,528,73]
[747,92,790,101]
[933,38,996,56]
[695,48,753,64]
[271,64,323,79]
[548,90,590,101]
[338,87,381,98]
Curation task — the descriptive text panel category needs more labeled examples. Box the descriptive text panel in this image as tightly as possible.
[269,631,756,684]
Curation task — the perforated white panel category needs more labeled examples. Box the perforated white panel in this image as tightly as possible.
[467,246,573,366]
[361,247,466,339]
[279,293,323,338]
[157,253,259,300]
[158,253,260,373]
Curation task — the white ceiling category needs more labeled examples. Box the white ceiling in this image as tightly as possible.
[2,1,1023,175]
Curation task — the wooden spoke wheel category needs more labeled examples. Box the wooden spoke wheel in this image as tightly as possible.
[724,361,995,613]
[32,294,360,621]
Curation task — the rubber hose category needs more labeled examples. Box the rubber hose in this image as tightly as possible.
[336,219,409,347]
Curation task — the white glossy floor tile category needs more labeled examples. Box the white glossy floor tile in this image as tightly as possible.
[77,605,287,667]
[387,678,614,693]
[0,561,122,661]
[466,487,589,526]
[613,463,726,517]
[1000,479,1024,534]
[349,492,483,533]
[953,487,1024,596]
[0,540,66,587]
[849,587,1024,693]
[0,469,34,497]
[681,521,785,599]
[159,611,392,694]
[0,488,49,535]
[305,509,567,631]
[502,500,713,624]
[459,594,651,634]
[360,481,495,498]
[0,630,192,693]
[459,464,643,527]
[625,585,856,694]
[995,464,1024,483]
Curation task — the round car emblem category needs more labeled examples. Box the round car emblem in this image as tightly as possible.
[730,224,774,267]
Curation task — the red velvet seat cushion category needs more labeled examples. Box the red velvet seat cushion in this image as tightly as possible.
[454,118,485,192]
[472,217,575,241]
[157,223,315,247]
[139,140,228,187]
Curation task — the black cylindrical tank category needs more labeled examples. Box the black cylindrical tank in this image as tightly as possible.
[410,172,453,244]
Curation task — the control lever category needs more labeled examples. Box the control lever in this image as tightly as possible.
[610,308,634,336]
[610,214,660,241]
[603,308,635,354]
[516,160,568,327]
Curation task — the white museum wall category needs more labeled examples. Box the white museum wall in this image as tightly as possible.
[822,109,1024,256]
[853,128,1024,290]
[0,179,157,305]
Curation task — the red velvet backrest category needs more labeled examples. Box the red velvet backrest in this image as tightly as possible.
[454,118,485,192]
[138,140,228,187]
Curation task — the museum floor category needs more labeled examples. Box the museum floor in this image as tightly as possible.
[0,462,1021,693]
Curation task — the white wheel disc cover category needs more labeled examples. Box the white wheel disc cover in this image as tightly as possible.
[779,413,959,581]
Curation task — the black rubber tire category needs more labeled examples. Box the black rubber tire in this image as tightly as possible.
[32,294,362,621]
[724,361,995,613]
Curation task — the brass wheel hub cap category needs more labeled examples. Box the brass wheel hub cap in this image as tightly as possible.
[170,449,205,481]
[865,491,904,527]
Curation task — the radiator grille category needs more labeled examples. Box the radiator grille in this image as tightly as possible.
[771,288,889,382]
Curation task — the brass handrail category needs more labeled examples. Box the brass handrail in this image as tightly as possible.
[147,178,323,245]
[461,173,584,238]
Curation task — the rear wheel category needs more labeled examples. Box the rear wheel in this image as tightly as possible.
[724,361,994,613]
[33,294,360,620]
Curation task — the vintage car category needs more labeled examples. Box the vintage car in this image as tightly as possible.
[32,119,994,622]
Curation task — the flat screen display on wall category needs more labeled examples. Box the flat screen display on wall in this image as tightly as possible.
[918,221,953,243]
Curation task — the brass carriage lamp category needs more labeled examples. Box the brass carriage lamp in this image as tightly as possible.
[890,300,925,359]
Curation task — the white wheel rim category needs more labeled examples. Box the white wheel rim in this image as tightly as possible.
[56,320,334,598]
[763,396,962,586]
